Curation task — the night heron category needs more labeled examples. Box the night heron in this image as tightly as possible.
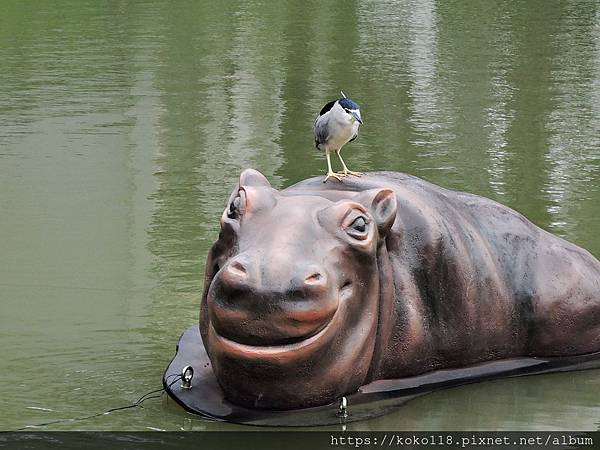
[314,91,363,182]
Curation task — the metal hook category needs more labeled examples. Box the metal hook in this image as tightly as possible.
[181,365,194,389]
[337,396,348,418]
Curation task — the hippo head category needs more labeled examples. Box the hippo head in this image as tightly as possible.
[200,169,397,409]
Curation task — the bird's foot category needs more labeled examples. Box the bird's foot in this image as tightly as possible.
[323,171,343,183]
[337,169,363,177]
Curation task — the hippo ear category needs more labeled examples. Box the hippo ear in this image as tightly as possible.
[239,168,272,188]
[356,189,397,236]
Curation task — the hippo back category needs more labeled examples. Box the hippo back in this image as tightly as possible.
[284,172,600,380]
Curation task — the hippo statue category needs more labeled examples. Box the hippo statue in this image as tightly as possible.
[199,169,600,410]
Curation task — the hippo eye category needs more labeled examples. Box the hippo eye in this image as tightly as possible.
[227,190,246,219]
[346,215,369,239]
[351,216,367,232]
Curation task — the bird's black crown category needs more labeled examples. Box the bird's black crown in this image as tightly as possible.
[318,97,360,116]
[339,98,360,110]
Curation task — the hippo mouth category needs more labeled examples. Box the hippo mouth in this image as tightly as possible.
[208,284,352,360]
[208,316,333,357]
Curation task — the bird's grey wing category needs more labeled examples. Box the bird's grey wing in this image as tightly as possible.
[314,115,330,148]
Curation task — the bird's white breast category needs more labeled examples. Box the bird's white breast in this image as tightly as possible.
[317,103,360,151]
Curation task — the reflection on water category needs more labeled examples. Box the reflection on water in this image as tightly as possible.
[357,370,600,432]
[544,5,600,242]
[0,0,599,431]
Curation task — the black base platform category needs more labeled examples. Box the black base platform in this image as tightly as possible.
[163,325,600,427]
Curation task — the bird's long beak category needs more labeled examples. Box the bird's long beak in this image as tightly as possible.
[351,111,363,124]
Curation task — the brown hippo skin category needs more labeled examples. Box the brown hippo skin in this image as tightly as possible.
[199,169,600,410]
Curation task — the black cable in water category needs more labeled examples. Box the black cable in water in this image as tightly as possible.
[11,374,183,431]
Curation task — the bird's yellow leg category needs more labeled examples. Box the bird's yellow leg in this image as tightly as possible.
[324,150,342,183]
[336,150,363,177]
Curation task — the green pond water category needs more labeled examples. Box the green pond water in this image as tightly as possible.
[1,0,599,432]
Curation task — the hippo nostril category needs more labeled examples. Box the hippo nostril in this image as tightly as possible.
[229,261,247,276]
[221,260,249,286]
[304,272,324,285]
